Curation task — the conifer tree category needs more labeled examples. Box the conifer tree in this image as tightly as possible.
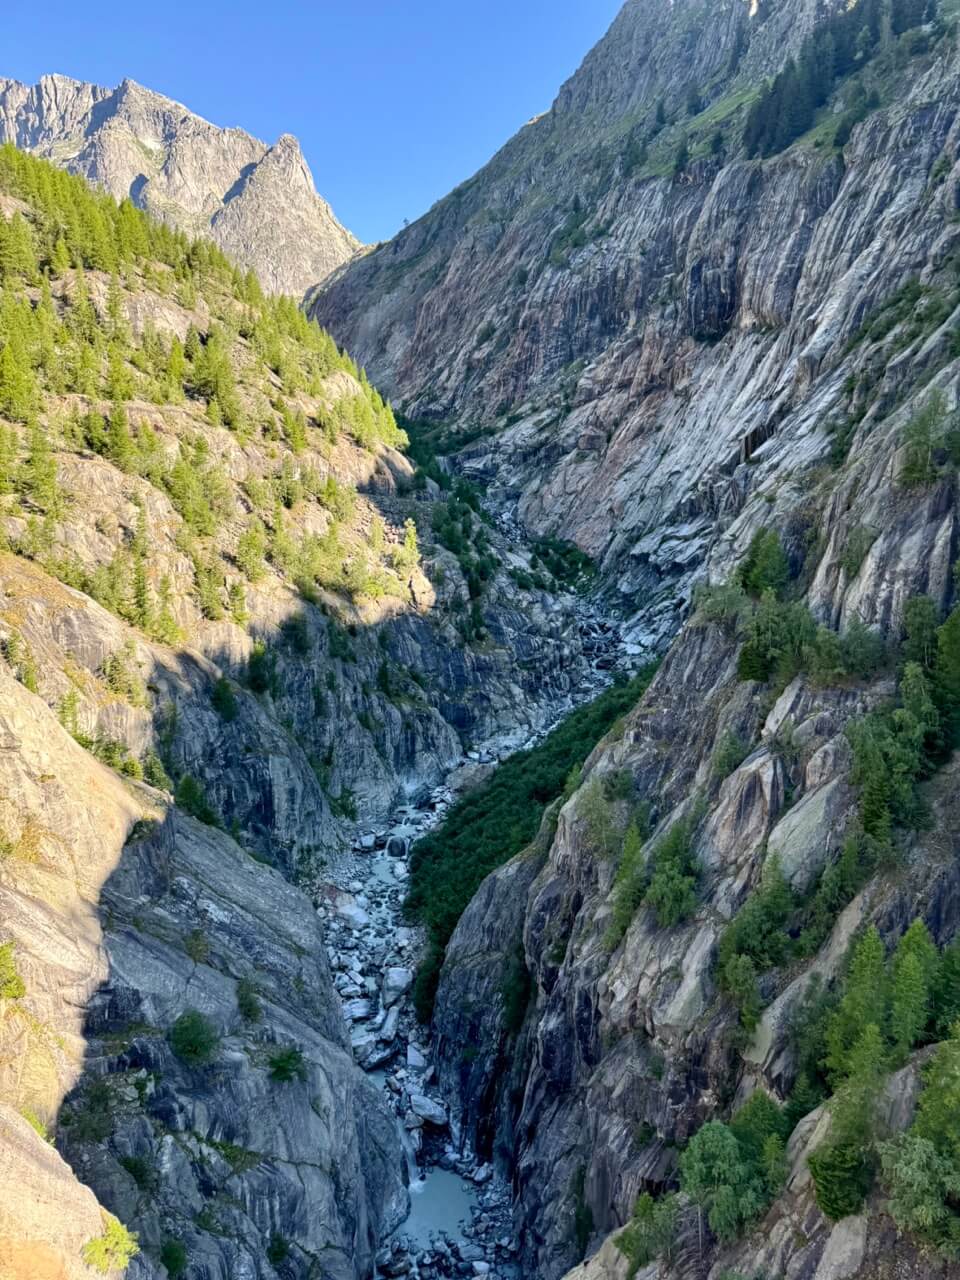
[934,606,960,748]
[932,940,960,1036]
[825,927,887,1082]
[0,423,16,494]
[106,402,135,473]
[0,213,37,281]
[903,595,940,671]
[0,337,37,422]
[51,236,71,276]
[18,421,59,512]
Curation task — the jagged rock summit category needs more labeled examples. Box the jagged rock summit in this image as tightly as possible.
[0,73,360,295]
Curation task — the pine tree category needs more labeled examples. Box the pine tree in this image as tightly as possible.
[0,423,16,494]
[903,595,940,671]
[932,940,960,1036]
[166,336,186,401]
[106,344,134,401]
[18,421,59,512]
[228,580,249,627]
[809,1137,873,1220]
[51,236,72,276]
[393,518,420,575]
[934,606,960,748]
[825,927,888,1082]
[150,575,181,645]
[890,952,928,1059]
[130,555,149,629]
[0,338,37,422]
[0,213,38,281]
[106,402,135,473]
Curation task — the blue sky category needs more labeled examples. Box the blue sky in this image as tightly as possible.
[3,0,623,243]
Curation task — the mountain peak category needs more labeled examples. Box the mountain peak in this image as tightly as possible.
[0,72,359,294]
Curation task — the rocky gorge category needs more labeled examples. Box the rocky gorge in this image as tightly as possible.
[3,1,960,1279]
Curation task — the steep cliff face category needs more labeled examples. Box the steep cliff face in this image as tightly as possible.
[0,145,604,1277]
[0,666,405,1280]
[405,7,960,1275]
[433,359,960,1276]
[313,0,960,648]
[0,75,360,295]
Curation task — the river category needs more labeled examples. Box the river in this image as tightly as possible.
[316,602,624,1279]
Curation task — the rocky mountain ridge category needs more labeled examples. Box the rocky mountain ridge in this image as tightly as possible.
[312,0,960,649]
[0,74,360,295]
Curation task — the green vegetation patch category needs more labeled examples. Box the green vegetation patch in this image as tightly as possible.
[407,668,655,1019]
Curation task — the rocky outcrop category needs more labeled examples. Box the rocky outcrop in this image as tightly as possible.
[427,249,960,1273]
[561,1055,958,1280]
[0,666,404,1278]
[0,75,359,294]
[313,0,960,648]
[435,598,960,1277]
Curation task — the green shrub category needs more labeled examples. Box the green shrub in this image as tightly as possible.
[237,978,262,1023]
[500,943,533,1035]
[644,817,698,928]
[719,857,794,978]
[879,1133,960,1258]
[737,594,815,684]
[160,1239,188,1278]
[739,529,789,598]
[68,1079,114,1143]
[578,777,620,858]
[246,640,277,695]
[328,787,358,820]
[712,731,751,781]
[143,750,172,791]
[879,1027,960,1256]
[184,928,210,964]
[722,954,763,1031]
[900,391,947,488]
[902,595,940,672]
[19,1107,51,1142]
[840,526,876,578]
[169,1009,219,1065]
[572,1165,594,1253]
[81,1213,139,1274]
[175,774,219,827]
[847,665,936,841]
[616,1192,678,1274]
[268,1045,306,1083]
[119,1155,156,1192]
[211,677,238,721]
[680,1119,770,1242]
[604,820,648,950]
[281,611,311,654]
[267,1235,290,1265]
[0,941,26,999]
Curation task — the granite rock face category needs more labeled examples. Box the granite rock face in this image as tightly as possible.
[313,0,960,648]
[0,74,360,295]
[436,612,960,1279]
[0,667,405,1279]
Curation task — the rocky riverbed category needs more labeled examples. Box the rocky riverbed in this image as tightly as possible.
[314,602,625,1279]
